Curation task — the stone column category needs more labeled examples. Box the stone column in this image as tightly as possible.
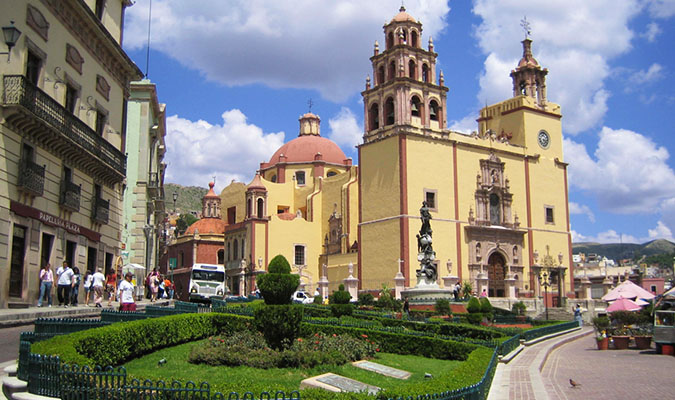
[505,276,517,299]
[394,271,405,300]
[476,271,489,296]
[238,272,246,296]
[318,264,329,299]
[580,277,592,299]
[343,262,359,301]
[603,276,614,296]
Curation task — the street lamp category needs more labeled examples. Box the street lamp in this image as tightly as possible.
[143,224,154,275]
[172,192,178,213]
[1,21,21,62]
[540,269,551,321]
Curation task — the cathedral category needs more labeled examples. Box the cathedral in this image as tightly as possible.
[217,7,573,304]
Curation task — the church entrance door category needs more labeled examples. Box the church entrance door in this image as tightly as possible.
[487,252,506,297]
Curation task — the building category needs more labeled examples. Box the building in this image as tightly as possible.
[219,7,573,304]
[121,80,166,273]
[0,0,142,307]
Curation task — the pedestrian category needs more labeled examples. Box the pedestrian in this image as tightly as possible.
[117,272,137,311]
[149,268,159,302]
[403,297,410,318]
[145,271,152,299]
[37,263,54,307]
[164,277,173,299]
[92,267,106,308]
[105,269,117,307]
[480,289,487,298]
[453,283,459,300]
[574,303,583,326]
[70,267,81,306]
[158,275,165,299]
[56,261,74,307]
[83,270,94,306]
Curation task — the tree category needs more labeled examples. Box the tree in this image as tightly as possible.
[175,213,199,235]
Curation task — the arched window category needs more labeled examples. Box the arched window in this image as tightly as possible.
[422,64,429,83]
[429,100,439,121]
[327,170,337,177]
[411,30,418,47]
[369,103,379,131]
[377,65,385,85]
[519,81,527,95]
[388,61,396,81]
[490,194,501,225]
[387,32,394,49]
[257,198,264,218]
[217,249,224,264]
[408,59,416,79]
[400,29,407,44]
[233,239,238,259]
[246,198,252,217]
[241,240,245,259]
[227,242,231,261]
[384,98,395,126]
[411,96,422,118]
[270,174,277,183]
[179,251,184,268]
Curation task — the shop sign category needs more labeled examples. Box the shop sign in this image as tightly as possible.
[10,201,101,242]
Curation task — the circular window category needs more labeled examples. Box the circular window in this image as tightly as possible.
[537,130,550,149]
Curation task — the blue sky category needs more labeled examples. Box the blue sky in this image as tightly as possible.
[122,0,675,244]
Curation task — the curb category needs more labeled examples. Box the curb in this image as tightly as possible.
[538,328,594,372]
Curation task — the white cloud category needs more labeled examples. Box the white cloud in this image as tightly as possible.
[628,63,664,85]
[448,114,478,134]
[124,0,450,102]
[571,229,639,244]
[569,202,596,223]
[327,107,362,150]
[641,22,662,41]
[471,0,641,134]
[164,110,285,191]
[645,0,675,18]
[648,221,674,240]
[564,126,675,214]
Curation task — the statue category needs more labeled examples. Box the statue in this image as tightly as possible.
[416,201,437,283]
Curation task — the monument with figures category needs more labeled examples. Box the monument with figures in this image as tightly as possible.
[400,202,454,301]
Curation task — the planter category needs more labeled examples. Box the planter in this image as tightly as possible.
[612,336,630,350]
[634,336,652,350]
[596,337,609,350]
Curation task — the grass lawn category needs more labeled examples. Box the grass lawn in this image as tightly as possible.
[123,339,464,395]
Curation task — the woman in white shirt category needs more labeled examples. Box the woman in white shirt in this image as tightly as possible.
[117,272,136,311]
[91,268,106,308]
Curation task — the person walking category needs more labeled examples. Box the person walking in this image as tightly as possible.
[92,267,106,308]
[56,261,74,307]
[37,263,54,307]
[83,270,94,306]
[164,277,174,299]
[70,267,81,306]
[574,303,583,326]
[117,272,137,311]
[149,268,159,302]
[403,297,410,318]
[105,269,117,307]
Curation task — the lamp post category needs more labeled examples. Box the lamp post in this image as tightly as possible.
[143,224,153,276]
[540,269,551,321]
[1,21,21,62]
[172,192,178,213]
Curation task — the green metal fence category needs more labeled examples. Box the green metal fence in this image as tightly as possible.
[522,321,580,342]
[34,318,110,334]
[100,309,152,323]
[497,334,521,356]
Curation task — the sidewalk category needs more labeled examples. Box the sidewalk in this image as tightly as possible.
[0,299,172,328]
[488,326,594,400]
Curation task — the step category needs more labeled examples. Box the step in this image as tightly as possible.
[12,392,58,400]
[300,373,380,395]
[3,365,17,377]
[2,377,27,399]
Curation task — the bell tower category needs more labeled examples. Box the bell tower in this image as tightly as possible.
[510,38,548,107]
[361,6,449,143]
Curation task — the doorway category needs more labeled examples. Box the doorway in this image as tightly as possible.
[487,252,506,297]
[9,225,27,297]
[65,240,76,269]
[87,247,97,274]
[40,233,54,269]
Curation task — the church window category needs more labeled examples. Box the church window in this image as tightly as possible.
[257,198,264,218]
[411,30,418,47]
[246,198,252,217]
[411,96,422,118]
[429,100,439,121]
[369,103,379,130]
[377,66,385,85]
[233,239,238,259]
[385,98,395,125]
[387,32,394,49]
[241,239,245,259]
[295,171,306,185]
[400,29,407,45]
[424,189,437,211]
[217,249,224,264]
[389,61,396,80]
[277,206,289,214]
[519,81,527,95]
[408,59,416,79]
[227,206,236,224]
[545,206,554,224]
[489,194,501,225]
[327,170,337,177]
[422,64,429,83]
[270,174,277,183]
[294,244,306,266]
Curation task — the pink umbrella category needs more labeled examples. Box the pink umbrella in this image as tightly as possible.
[601,280,656,302]
[606,297,641,312]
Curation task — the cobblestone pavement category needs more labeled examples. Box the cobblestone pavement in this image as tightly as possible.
[542,334,675,400]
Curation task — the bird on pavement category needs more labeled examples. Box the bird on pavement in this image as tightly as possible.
[569,379,581,388]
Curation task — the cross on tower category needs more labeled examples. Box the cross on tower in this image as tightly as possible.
[307,98,313,113]
[520,16,531,39]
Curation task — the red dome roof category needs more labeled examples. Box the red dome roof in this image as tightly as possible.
[265,135,348,167]
[185,218,226,236]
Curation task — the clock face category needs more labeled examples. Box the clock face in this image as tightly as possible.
[538,130,550,149]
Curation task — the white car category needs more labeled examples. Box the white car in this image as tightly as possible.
[292,291,314,304]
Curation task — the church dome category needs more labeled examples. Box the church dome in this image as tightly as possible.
[391,6,416,23]
[184,218,226,236]
[267,135,348,166]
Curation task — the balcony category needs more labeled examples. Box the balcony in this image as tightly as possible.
[148,171,159,196]
[154,189,165,213]
[18,159,45,196]
[2,75,126,184]
[59,180,81,212]
[91,197,109,224]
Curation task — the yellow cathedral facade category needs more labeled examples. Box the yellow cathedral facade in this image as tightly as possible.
[219,7,574,304]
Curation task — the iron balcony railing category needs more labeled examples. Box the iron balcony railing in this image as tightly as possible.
[18,159,45,196]
[59,180,80,212]
[148,171,159,189]
[2,75,126,175]
[91,197,109,224]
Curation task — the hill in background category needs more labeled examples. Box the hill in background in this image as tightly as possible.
[164,183,208,215]
[573,239,675,261]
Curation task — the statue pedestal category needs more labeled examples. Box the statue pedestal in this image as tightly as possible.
[602,277,613,295]
[318,275,329,300]
[442,275,459,288]
[238,272,246,296]
[394,272,406,300]
[580,277,592,299]
[252,269,265,292]
[477,273,488,296]
[504,277,517,299]
[343,275,359,302]
[401,276,454,303]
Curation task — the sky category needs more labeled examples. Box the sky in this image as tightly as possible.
[122,0,675,245]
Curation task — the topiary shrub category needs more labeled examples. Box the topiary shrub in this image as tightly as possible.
[267,254,291,274]
[466,297,481,313]
[256,255,299,305]
[330,286,353,317]
[435,299,451,316]
[466,313,483,325]
[313,295,323,305]
[358,292,375,306]
[479,297,492,314]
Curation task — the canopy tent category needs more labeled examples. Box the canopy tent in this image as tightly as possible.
[663,286,675,298]
[606,296,642,312]
[602,280,656,302]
